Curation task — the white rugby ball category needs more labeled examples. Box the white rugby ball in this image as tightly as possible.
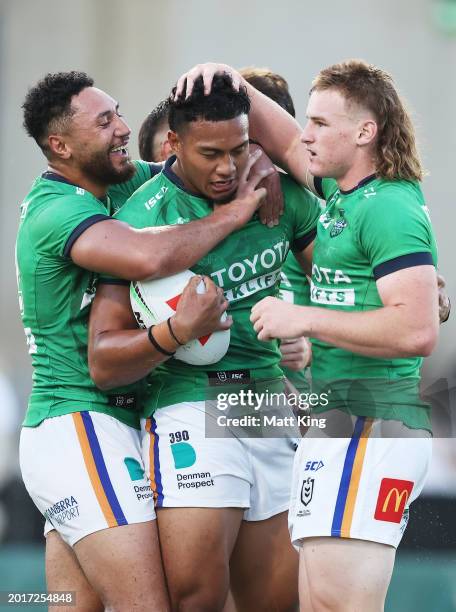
[130,269,230,366]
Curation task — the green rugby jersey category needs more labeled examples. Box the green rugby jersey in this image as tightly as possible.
[17,161,156,428]
[279,253,311,393]
[311,175,437,429]
[112,156,321,412]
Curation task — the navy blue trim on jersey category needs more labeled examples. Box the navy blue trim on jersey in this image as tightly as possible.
[340,174,377,195]
[314,177,324,199]
[42,172,110,208]
[98,278,130,286]
[42,171,81,188]
[163,155,186,189]
[148,162,164,178]
[373,252,434,280]
[293,228,317,252]
[63,214,111,258]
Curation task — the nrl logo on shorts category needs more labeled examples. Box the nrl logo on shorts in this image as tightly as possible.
[300,476,315,507]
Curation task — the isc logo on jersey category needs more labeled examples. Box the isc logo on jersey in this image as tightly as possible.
[144,186,168,210]
[130,270,230,366]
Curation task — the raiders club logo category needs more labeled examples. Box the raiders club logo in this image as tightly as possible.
[330,214,348,237]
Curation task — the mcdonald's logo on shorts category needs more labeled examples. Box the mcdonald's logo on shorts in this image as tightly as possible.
[374,478,414,523]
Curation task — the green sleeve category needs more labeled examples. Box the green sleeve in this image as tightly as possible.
[279,174,321,247]
[357,184,437,270]
[107,160,154,211]
[29,195,109,257]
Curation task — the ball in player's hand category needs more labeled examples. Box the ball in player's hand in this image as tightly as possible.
[130,270,230,365]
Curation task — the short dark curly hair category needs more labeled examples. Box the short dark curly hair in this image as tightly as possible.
[138,99,170,162]
[22,71,94,156]
[168,73,250,133]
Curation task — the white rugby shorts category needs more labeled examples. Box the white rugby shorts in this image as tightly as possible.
[289,411,432,548]
[20,411,155,546]
[141,401,299,521]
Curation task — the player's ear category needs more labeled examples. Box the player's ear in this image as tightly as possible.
[161,138,173,161]
[358,119,377,146]
[167,130,180,154]
[48,134,72,160]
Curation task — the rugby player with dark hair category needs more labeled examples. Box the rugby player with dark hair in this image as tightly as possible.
[88,73,322,611]
[138,99,171,163]
[17,70,279,611]
[138,71,312,387]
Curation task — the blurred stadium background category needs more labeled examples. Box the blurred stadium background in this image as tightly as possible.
[0,0,455,610]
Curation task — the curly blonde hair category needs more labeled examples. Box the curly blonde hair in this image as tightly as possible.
[312,60,423,182]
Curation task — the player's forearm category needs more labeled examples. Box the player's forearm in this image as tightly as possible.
[76,209,252,281]
[244,82,309,186]
[307,306,438,358]
[137,208,250,280]
[89,325,176,390]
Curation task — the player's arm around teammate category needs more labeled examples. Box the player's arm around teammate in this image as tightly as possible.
[86,75,317,612]
[17,72,277,612]
[24,74,277,284]
[176,62,440,612]
[176,61,450,324]
[70,146,272,281]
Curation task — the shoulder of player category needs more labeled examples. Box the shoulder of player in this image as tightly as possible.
[33,174,93,198]
[355,178,425,217]
[23,184,101,223]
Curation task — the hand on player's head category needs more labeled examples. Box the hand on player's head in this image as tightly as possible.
[171,276,231,344]
[175,63,242,99]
